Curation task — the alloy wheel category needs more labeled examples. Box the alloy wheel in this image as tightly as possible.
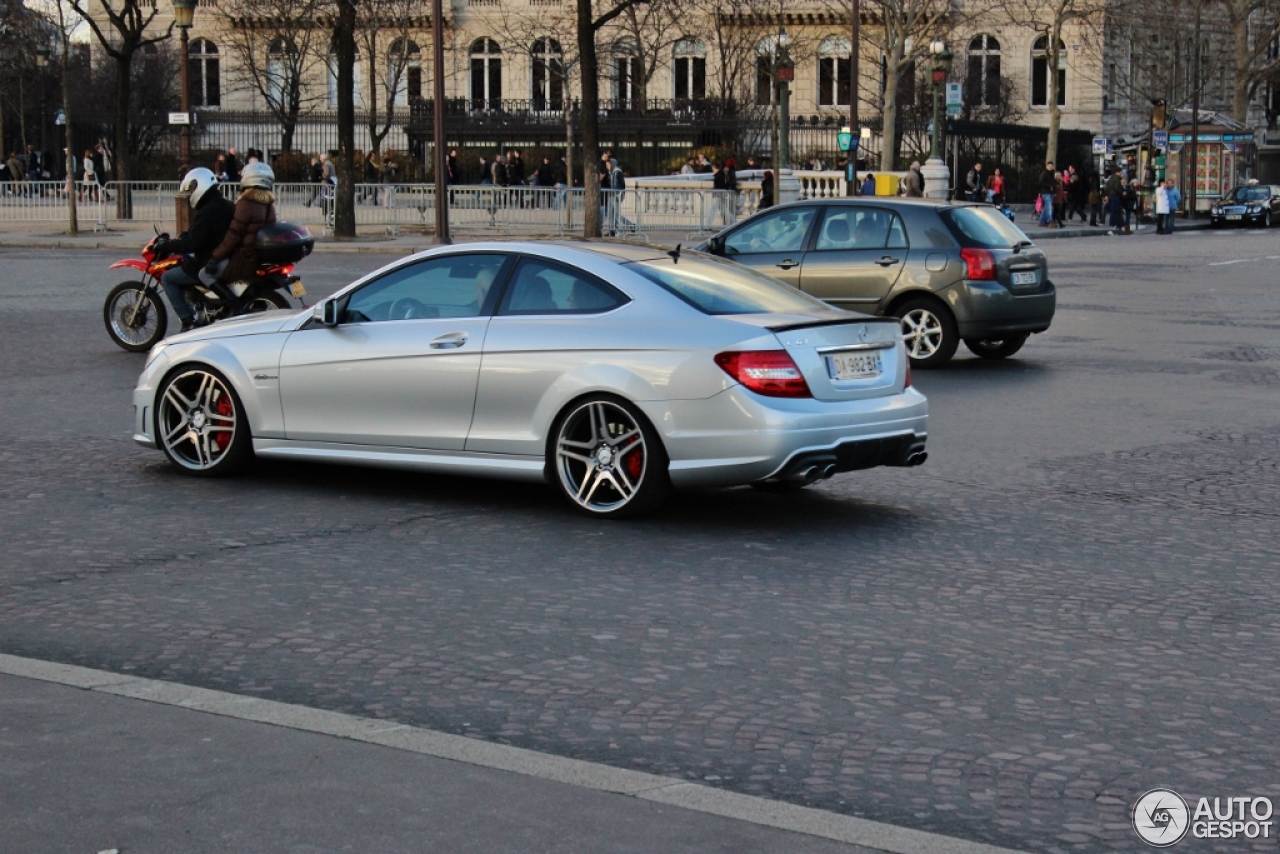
[901,308,944,360]
[158,369,240,472]
[555,400,651,515]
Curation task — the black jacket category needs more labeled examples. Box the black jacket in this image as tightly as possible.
[166,191,235,275]
[1038,169,1057,194]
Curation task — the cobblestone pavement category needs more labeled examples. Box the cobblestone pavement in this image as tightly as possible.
[2,232,1278,853]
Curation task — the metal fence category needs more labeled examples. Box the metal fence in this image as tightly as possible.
[7,181,742,236]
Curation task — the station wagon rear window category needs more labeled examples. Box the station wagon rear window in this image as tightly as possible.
[942,206,1031,249]
[630,256,829,315]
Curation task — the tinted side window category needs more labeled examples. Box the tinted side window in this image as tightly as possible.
[343,254,508,323]
[814,208,906,251]
[723,207,815,255]
[497,258,629,316]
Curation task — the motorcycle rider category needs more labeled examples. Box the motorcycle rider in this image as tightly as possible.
[204,161,277,285]
[156,167,235,332]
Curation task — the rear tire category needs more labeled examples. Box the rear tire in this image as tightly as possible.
[104,281,167,352]
[241,290,291,314]
[894,296,959,368]
[549,395,671,518]
[964,333,1029,360]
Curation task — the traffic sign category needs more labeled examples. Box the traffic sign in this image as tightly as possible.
[846,162,856,183]
[946,103,962,117]
[945,83,962,106]
[168,112,192,125]
[1153,130,1168,149]
[837,131,852,151]
[1092,137,1107,155]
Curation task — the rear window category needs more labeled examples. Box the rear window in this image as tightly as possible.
[942,206,1031,249]
[629,255,830,315]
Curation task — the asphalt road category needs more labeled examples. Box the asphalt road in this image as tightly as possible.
[1,230,1277,853]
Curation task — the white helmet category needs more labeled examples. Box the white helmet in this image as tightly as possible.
[240,161,275,190]
[180,167,218,209]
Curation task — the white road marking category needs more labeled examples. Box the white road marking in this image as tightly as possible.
[1207,259,1257,266]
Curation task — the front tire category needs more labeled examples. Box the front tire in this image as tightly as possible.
[104,281,167,352]
[155,367,252,476]
[964,333,1029,360]
[894,296,959,368]
[550,395,671,518]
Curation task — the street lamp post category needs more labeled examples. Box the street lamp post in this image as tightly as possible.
[173,0,196,175]
[36,46,50,180]
[922,37,953,199]
[774,25,794,207]
[430,0,450,244]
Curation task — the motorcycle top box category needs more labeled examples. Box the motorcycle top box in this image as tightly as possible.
[255,222,315,264]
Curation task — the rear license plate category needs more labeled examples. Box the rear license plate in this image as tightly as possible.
[827,352,883,380]
[1011,271,1038,286]
[289,280,306,297]
[1227,215,1243,221]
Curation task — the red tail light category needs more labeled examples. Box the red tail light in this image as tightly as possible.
[715,350,812,398]
[960,247,997,280]
[904,360,912,389]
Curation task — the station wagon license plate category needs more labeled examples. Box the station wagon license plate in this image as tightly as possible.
[828,352,883,381]
[1011,271,1038,286]
[289,280,307,297]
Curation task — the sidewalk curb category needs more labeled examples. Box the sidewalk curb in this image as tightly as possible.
[0,653,1026,854]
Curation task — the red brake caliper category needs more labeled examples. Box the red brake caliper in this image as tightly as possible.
[622,439,644,482]
[213,392,233,451]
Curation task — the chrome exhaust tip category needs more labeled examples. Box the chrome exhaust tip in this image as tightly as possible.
[906,451,928,467]
[802,466,822,483]
[820,464,837,479]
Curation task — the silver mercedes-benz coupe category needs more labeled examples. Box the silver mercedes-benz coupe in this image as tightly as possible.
[133,241,928,517]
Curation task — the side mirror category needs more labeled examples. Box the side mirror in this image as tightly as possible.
[313,299,339,326]
[706,236,723,255]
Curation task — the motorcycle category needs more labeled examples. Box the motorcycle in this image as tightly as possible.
[103,224,313,353]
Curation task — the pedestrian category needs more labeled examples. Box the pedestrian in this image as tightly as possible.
[758,170,774,209]
[304,155,322,207]
[861,173,877,196]
[1105,168,1124,234]
[446,149,460,186]
[1038,161,1057,227]
[479,155,491,185]
[1154,177,1170,234]
[1123,177,1139,233]
[965,162,983,202]
[7,151,25,196]
[362,151,381,203]
[696,153,713,174]
[745,156,758,171]
[553,154,568,209]
[680,157,695,175]
[1088,179,1102,226]
[92,144,109,197]
[509,149,526,186]
[491,153,508,187]
[212,154,229,182]
[1164,179,1182,234]
[80,148,98,201]
[901,160,923,197]
[225,147,242,183]
[536,157,554,206]
[986,167,1005,206]
[1053,171,1067,227]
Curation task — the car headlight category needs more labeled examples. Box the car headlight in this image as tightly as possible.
[1211,207,1221,215]
[144,341,169,369]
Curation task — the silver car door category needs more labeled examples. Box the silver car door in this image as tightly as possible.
[467,257,633,457]
[798,207,907,309]
[715,206,817,289]
[278,253,510,451]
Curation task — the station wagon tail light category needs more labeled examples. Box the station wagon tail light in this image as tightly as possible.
[960,247,997,280]
[715,350,812,398]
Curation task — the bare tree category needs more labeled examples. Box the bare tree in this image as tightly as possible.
[1219,0,1280,122]
[686,0,776,104]
[332,0,358,237]
[67,0,172,189]
[601,0,684,109]
[221,0,329,152]
[355,0,423,154]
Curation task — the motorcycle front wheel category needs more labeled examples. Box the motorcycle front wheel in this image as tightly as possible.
[104,281,167,352]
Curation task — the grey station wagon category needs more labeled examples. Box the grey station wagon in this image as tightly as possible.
[699,199,1057,367]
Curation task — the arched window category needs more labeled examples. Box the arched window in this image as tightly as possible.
[531,38,564,111]
[1031,35,1066,107]
[966,34,1000,107]
[189,38,220,107]
[756,38,775,106]
[818,36,851,107]
[674,39,706,101]
[389,38,422,106]
[612,38,640,108]
[327,46,363,108]
[266,38,296,107]
[470,38,502,111]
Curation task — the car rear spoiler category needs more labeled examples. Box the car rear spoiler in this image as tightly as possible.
[767,316,900,333]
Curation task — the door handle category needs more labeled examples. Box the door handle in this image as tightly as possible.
[776,259,799,270]
[430,332,468,349]
[875,256,901,267]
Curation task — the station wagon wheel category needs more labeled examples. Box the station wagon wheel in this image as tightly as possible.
[894,297,959,368]
[1266,210,1274,228]
[965,333,1029,360]
[155,367,252,477]
[551,395,670,518]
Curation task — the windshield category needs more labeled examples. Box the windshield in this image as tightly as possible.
[1225,186,1270,202]
[942,206,1032,249]
[629,255,831,315]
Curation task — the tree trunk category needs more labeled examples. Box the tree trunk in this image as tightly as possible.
[282,120,296,154]
[879,45,902,171]
[1232,14,1251,123]
[577,0,600,237]
[334,0,358,237]
[114,55,132,219]
[1046,26,1062,167]
[62,46,78,234]
[19,78,28,154]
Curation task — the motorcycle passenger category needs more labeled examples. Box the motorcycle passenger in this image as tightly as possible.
[157,167,235,332]
[205,161,277,286]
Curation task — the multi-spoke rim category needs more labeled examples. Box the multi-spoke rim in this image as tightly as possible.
[108,287,161,347]
[556,400,648,514]
[158,370,239,471]
[901,308,944,359]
